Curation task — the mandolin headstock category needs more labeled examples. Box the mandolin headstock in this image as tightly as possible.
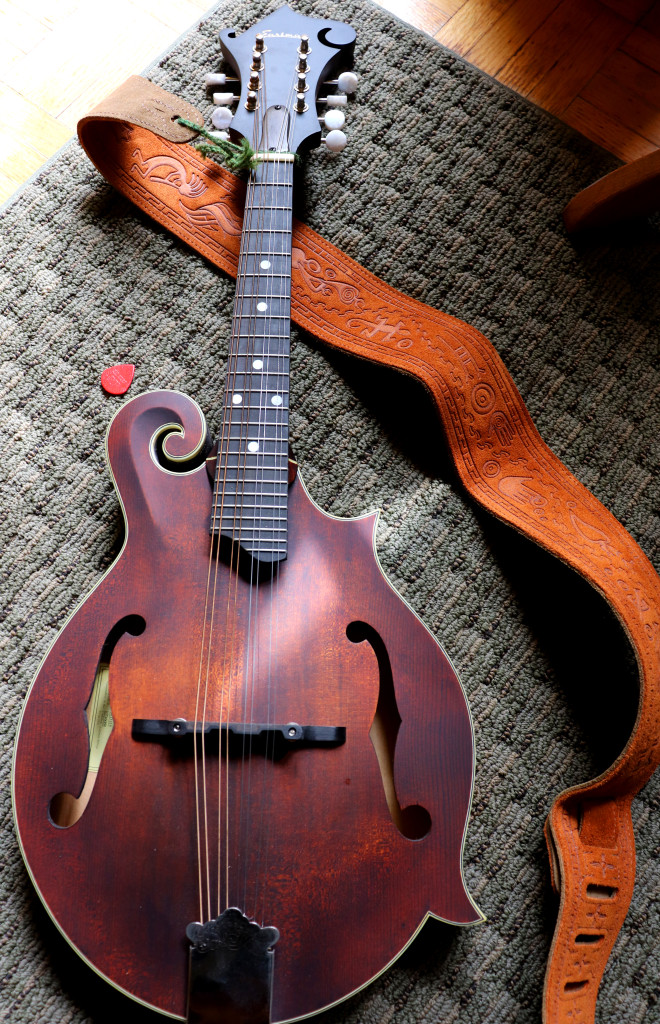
[216,5,356,156]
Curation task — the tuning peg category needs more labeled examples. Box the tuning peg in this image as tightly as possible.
[211,106,233,130]
[319,94,347,108]
[337,71,358,94]
[205,72,238,88]
[208,129,230,142]
[212,92,237,106]
[322,108,345,130]
[323,129,347,153]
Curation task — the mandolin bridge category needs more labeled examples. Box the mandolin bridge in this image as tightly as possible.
[132,719,345,759]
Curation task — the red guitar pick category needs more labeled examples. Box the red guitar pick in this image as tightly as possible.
[101,363,135,395]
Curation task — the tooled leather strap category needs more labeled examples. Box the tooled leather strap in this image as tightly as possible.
[78,77,660,1024]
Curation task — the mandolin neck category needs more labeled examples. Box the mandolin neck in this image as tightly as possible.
[211,156,294,567]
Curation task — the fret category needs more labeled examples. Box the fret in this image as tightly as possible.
[213,524,287,532]
[235,283,291,291]
[214,509,287,516]
[214,507,287,515]
[218,542,288,549]
[223,408,289,417]
[214,492,288,499]
[223,405,286,413]
[215,491,288,499]
[214,522,288,529]
[235,315,290,321]
[243,251,290,260]
[213,532,287,541]
[242,258,290,275]
[219,469,288,479]
[222,401,289,408]
[212,504,286,511]
[223,403,288,413]
[220,452,286,460]
[224,405,289,411]
[237,294,290,301]
[215,510,287,517]
[243,225,291,237]
[221,427,288,437]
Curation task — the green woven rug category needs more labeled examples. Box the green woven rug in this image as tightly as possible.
[2,1,658,1021]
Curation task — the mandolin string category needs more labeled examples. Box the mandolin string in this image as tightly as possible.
[211,159,255,918]
[197,82,264,919]
[192,374,232,921]
[200,49,299,920]
[237,86,272,915]
[219,96,265,913]
[236,75,290,917]
[234,77,271,913]
[194,144,264,921]
[256,77,300,921]
[244,151,281,918]
[249,80,298,920]
[224,69,279,913]
[239,61,295,918]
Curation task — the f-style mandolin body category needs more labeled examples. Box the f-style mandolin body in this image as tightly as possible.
[13,390,480,1022]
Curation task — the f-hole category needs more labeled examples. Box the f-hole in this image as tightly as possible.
[49,615,146,828]
[347,621,431,840]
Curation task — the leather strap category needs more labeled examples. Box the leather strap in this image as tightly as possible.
[78,77,660,1024]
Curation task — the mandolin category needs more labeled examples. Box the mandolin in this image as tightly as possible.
[12,8,482,1023]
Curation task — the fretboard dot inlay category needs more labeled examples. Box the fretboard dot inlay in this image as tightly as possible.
[257,301,268,311]
[260,259,271,269]
[271,395,283,406]
[248,441,260,453]
[253,359,263,369]
[232,394,243,405]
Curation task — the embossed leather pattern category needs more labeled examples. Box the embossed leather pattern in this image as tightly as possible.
[77,77,660,1024]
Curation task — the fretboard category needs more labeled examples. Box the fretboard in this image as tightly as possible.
[211,161,294,566]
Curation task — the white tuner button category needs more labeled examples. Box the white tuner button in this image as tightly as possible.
[209,129,230,142]
[337,71,358,94]
[211,106,233,130]
[324,129,347,153]
[205,72,227,87]
[324,108,345,130]
[212,91,235,106]
[324,94,348,107]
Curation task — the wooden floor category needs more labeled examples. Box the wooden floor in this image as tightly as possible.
[1,0,660,206]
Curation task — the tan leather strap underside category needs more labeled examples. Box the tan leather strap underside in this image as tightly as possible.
[78,77,660,1024]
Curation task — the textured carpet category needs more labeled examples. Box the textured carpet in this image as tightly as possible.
[1,1,659,1022]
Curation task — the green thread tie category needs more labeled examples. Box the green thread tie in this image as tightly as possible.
[176,117,255,172]
[176,117,300,171]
